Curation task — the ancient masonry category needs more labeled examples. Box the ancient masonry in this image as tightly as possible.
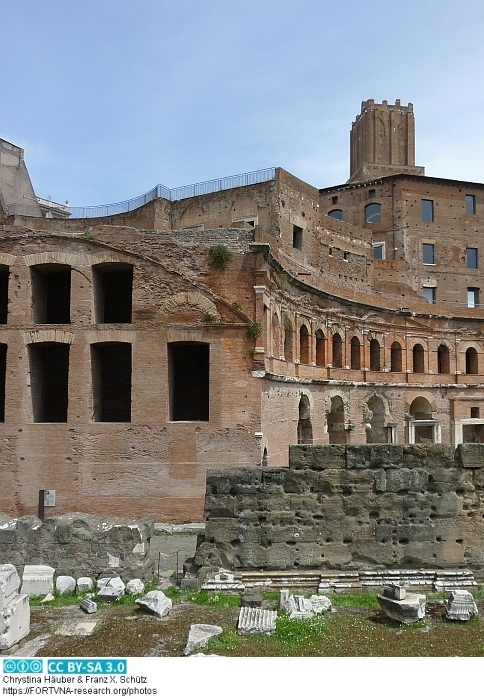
[1,99,484,522]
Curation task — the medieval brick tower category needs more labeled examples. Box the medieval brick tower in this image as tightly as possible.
[348,98,425,182]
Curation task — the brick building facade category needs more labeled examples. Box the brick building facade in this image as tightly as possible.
[1,99,484,521]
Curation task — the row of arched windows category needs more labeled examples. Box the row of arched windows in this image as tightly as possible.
[272,319,481,375]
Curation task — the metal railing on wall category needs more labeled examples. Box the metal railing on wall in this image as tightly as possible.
[4,168,276,220]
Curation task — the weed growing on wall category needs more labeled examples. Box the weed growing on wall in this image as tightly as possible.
[208,244,231,269]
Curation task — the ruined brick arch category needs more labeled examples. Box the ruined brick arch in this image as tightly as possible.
[458,341,483,375]
[0,253,16,266]
[162,292,221,320]
[324,391,349,444]
[297,392,313,444]
[363,391,392,423]
[22,330,75,345]
[24,251,80,268]
[405,392,436,417]
[364,393,390,443]
[87,252,134,266]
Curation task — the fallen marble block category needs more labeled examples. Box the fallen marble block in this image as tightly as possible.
[56,576,76,596]
[80,597,98,614]
[378,591,426,624]
[136,590,172,618]
[446,590,478,621]
[77,577,94,593]
[183,624,222,655]
[96,577,125,602]
[21,565,55,597]
[0,565,21,609]
[0,594,30,650]
[126,579,145,595]
[238,607,277,635]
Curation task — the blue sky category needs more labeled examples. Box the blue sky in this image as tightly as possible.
[3,0,484,207]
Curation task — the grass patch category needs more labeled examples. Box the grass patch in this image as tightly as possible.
[331,591,379,609]
[206,629,241,653]
[164,587,240,608]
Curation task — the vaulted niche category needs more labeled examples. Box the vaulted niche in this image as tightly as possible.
[91,343,132,422]
[168,342,209,421]
[29,343,69,422]
[0,266,9,324]
[31,264,71,323]
[93,263,133,323]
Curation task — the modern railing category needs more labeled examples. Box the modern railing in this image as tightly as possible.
[4,167,276,220]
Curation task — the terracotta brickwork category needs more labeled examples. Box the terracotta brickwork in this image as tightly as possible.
[2,100,484,521]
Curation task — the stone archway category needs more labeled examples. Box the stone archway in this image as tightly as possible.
[297,394,313,444]
[327,395,346,444]
[365,396,387,443]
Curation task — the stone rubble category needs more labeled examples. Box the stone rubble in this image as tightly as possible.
[378,585,426,624]
[446,590,478,621]
[20,565,55,597]
[237,607,277,635]
[56,576,76,596]
[96,577,125,601]
[136,590,172,618]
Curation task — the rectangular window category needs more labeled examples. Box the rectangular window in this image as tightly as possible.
[91,343,132,422]
[466,247,478,269]
[422,199,434,222]
[422,286,436,304]
[31,265,71,323]
[331,195,339,205]
[466,194,476,215]
[471,407,480,418]
[93,264,133,323]
[292,225,303,250]
[422,243,435,265]
[468,287,480,308]
[0,266,9,324]
[29,344,69,422]
[168,342,209,421]
[373,243,385,260]
[369,189,376,199]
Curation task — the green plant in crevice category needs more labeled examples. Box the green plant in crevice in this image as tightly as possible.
[208,244,231,269]
[246,322,262,341]
[202,312,217,323]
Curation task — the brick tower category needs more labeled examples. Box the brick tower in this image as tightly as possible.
[348,99,425,182]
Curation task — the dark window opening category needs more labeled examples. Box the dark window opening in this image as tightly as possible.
[391,341,402,372]
[370,339,381,371]
[365,203,381,224]
[350,336,361,369]
[0,266,9,324]
[0,344,6,421]
[437,344,450,374]
[471,407,480,419]
[422,199,434,222]
[92,343,132,422]
[169,342,209,421]
[93,264,133,323]
[369,189,376,199]
[413,344,425,373]
[332,333,343,368]
[315,330,325,367]
[299,325,309,364]
[466,347,478,375]
[297,395,313,445]
[468,287,480,308]
[29,343,69,422]
[292,225,303,250]
[373,244,384,260]
[331,195,339,205]
[467,248,478,269]
[329,209,343,221]
[423,286,436,303]
[31,265,71,323]
[466,194,476,215]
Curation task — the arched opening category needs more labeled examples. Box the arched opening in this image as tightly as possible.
[366,396,387,443]
[350,336,361,369]
[297,395,313,445]
[299,324,309,364]
[332,333,343,368]
[437,344,450,374]
[283,317,294,362]
[408,396,438,444]
[329,209,343,220]
[413,344,425,373]
[466,347,478,375]
[370,339,381,371]
[390,341,402,372]
[272,313,281,357]
[365,202,381,224]
[327,396,346,444]
[262,447,268,468]
[315,330,325,367]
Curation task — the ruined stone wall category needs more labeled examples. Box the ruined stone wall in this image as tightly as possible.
[197,444,484,576]
[0,513,154,580]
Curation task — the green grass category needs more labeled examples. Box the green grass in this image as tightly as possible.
[164,587,240,608]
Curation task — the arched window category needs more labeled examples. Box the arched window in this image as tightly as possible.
[315,330,325,367]
[437,344,450,374]
[365,203,381,224]
[297,395,313,445]
[466,347,478,375]
[391,341,402,372]
[413,344,425,373]
[328,395,345,444]
[370,339,381,371]
[272,313,281,357]
[332,333,343,368]
[283,317,294,362]
[410,397,432,420]
[329,209,343,221]
[299,324,309,364]
[350,336,361,369]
